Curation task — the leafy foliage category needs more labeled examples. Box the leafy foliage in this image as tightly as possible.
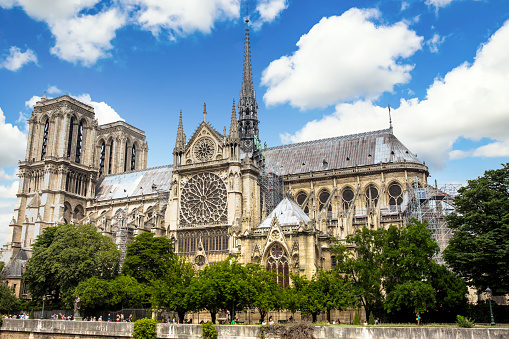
[132,318,157,339]
[443,163,509,294]
[122,233,175,284]
[353,312,360,325]
[245,263,283,323]
[23,224,120,306]
[332,220,467,322]
[456,315,474,328]
[201,321,217,339]
[368,312,375,325]
[0,284,21,313]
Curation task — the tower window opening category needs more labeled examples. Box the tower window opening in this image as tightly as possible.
[99,142,105,176]
[108,140,114,174]
[124,142,128,172]
[131,144,136,171]
[67,117,74,158]
[75,121,83,163]
[41,119,49,160]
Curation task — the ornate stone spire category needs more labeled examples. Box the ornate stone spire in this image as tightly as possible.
[173,110,185,154]
[237,13,259,154]
[229,99,239,139]
[203,103,207,122]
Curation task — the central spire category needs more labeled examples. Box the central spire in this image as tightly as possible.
[238,7,259,154]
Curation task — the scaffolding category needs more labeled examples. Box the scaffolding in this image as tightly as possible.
[404,178,461,265]
[258,164,284,217]
[112,214,133,264]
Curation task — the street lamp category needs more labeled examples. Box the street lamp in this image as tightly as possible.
[485,287,496,326]
[41,295,46,320]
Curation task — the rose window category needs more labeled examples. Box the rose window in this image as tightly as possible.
[194,137,215,161]
[179,172,227,226]
[195,255,206,266]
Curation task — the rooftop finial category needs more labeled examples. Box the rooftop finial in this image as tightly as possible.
[41,91,47,101]
[203,103,207,122]
[388,103,393,134]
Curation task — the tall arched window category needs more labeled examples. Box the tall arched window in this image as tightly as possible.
[296,191,309,215]
[131,144,136,170]
[318,189,332,218]
[108,140,114,174]
[66,117,74,158]
[342,187,355,211]
[124,142,128,172]
[365,184,379,208]
[75,121,83,163]
[99,141,105,176]
[40,118,49,160]
[265,243,290,288]
[388,183,403,212]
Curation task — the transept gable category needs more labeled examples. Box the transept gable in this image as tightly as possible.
[262,217,290,259]
[183,122,224,164]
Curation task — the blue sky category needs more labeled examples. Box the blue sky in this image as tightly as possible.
[1,0,509,247]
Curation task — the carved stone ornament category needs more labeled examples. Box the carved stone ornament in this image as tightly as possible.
[195,254,206,266]
[179,172,227,226]
[193,137,215,162]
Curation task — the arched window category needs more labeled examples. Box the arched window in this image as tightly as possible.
[75,121,83,163]
[131,144,136,170]
[296,191,309,215]
[99,141,105,176]
[265,244,290,288]
[365,185,379,208]
[41,118,49,160]
[124,142,128,172]
[388,183,403,212]
[67,117,74,158]
[108,140,114,174]
[318,190,332,217]
[342,187,355,211]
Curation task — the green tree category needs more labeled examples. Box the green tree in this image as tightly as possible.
[443,163,509,294]
[0,285,21,313]
[246,263,283,323]
[291,271,352,323]
[133,318,157,339]
[23,224,120,306]
[122,232,175,284]
[151,256,197,323]
[332,227,385,318]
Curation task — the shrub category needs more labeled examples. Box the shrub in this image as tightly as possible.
[202,321,217,339]
[133,318,157,339]
[368,312,375,325]
[456,315,474,328]
[353,312,360,325]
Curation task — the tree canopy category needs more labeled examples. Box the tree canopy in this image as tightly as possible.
[333,220,467,322]
[122,232,175,284]
[443,163,509,294]
[23,224,120,306]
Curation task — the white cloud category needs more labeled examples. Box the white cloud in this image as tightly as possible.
[0,107,27,168]
[0,200,16,249]
[253,0,287,29]
[126,0,240,39]
[49,8,127,66]
[0,46,37,71]
[426,0,457,10]
[73,93,124,125]
[401,2,409,11]
[0,168,18,181]
[261,8,423,109]
[426,33,446,53]
[46,85,62,94]
[0,0,100,23]
[25,95,41,109]
[0,181,18,199]
[280,20,509,170]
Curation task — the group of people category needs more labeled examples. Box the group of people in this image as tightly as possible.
[2,313,29,319]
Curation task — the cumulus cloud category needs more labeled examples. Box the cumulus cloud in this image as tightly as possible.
[0,107,28,168]
[426,33,446,53]
[0,46,37,71]
[401,2,410,11]
[49,8,127,66]
[122,0,240,39]
[0,200,16,248]
[280,20,509,170]
[73,93,124,125]
[25,95,41,109]
[262,8,423,109]
[0,181,18,199]
[46,85,62,94]
[0,0,100,22]
[0,168,18,181]
[253,0,287,29]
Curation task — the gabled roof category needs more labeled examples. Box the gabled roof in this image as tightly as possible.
[95,165,173,201]
[258,197,311,228]
[184,121,224,152]
[263,129,422,176]
[2,249,30,278]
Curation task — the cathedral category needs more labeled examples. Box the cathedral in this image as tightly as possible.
[1,19,429,298]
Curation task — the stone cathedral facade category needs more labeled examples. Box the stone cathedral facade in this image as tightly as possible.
[1,20,428,297]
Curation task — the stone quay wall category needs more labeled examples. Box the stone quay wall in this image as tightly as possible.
[2,319,509,339]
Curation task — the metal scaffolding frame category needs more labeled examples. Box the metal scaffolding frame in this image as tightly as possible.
[258,164,284,217]
[404,178,461,265]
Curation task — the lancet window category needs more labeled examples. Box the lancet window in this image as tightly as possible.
[365,184,379,209]
[388,183,403,212]
[177,228,228,254]
[75,121,83,163]
[265,243,289,287]
[131,144,136,170]
[40,119,49,160]
[108,140,114,174]
[124,141,128,172]
[67,117,74,158]
[318,189,332,218]
[99,141,105,176]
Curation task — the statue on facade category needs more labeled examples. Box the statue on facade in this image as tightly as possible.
[74,296,81,318]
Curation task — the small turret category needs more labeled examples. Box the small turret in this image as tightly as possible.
[173,111,185,166]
